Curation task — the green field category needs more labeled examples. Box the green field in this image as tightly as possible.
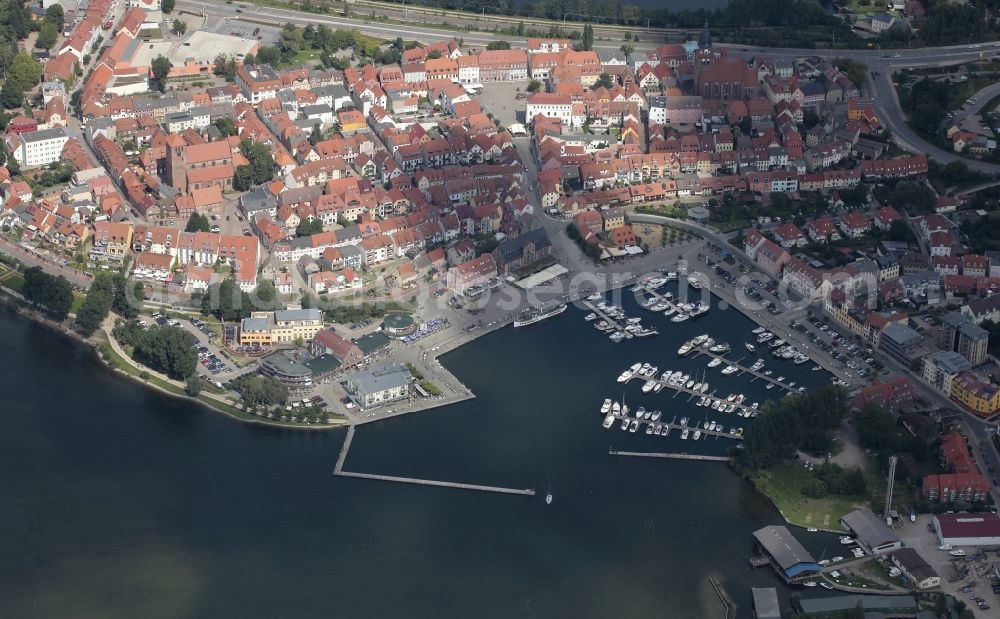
[753,464,869,530]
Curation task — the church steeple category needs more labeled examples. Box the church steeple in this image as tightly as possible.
[698,21,713,51]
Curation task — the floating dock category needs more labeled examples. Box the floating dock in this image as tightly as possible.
[608,450,730,462]
[690,348,802,393]
[333,424,355,474]
[623,373,759,417]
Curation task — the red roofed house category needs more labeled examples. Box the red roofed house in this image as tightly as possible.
[839,210,871,239]
[775,222,806,248]
[807,217,840,243]
[873,206,902,230]
[311,328,364,368]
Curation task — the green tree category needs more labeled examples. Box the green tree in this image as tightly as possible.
[212,54,237,82]
[425,49,442,59]
[230,374,289,406]
[1,79,23,109]
[45,4,65,31]
[185,212,211,233]
[133,325,197,379]
[296,218,324,237]
[171,19,187,36]
[581,23,594,51]
[112,273,143,319]
[486,40,511,50]
[620,43,635,55]
[185,374,203,396]
[202,276,252,321]
[162,0,175,13]
[36,23,58,51]
[594,73,615,89]
[10,53,42,91]
[150,55,173,92]
[22,267,74,320]
[234,165,254,191]
[308,123,322,146]
[75,272,114,336]
[213,116,237,137]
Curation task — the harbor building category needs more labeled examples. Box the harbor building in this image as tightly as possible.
[345,364,412,409]
[940,311,989,366]
[888,548,940,589]
[381,313,417,338]
[751,525,822,582]
[934,513,1000,547]
[259,353,313,388]
[840,509,901,554]
[751,588,781,619]
[798,595,917,616]
[238,309,324,346]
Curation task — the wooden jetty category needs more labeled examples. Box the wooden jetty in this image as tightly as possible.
[709,577,735,619]
[335,471,536,496]
[333,424,355,474]
[333,424,535,497]
[608,450,730,462]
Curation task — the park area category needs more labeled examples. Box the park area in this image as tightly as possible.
[752,463,869,530]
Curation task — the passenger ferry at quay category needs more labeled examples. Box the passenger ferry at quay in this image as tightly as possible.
[513,303,567,327]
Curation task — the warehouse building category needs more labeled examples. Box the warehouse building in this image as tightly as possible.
[840,509,902,554]
[888,548,940,589]
[934,513,1000,547]
[751,588,781,619]
[752,525,822,582]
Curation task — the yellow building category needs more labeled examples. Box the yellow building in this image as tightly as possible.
[951,371,1000,417]
[602,207,625,232]
[239,309,324,346]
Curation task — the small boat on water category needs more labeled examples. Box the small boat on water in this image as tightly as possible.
[603,413,615,429]
[645,424,653,435]
[642,380,656,393]
[612,401,621,415]
[601,399,612,414]
[584,313,597,321]
[680,417,688,427]
[629,420,639,433]
[651,410,662,422]
[635,406,645,419]
[745,343,755,352]
[765,383,775,390]
[609,331,626,343]
[692,431,702,440]
[681,429,690,440]
[620,418,630,431]
[752,327,765,334]
[643,409,652,420]
[721,365,738,375]
[671,313,690,323]
[711,400,720,410]
[708,358,722,368]
[546,493,553,505]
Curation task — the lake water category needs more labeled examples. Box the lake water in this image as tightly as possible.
[0,285,844,618]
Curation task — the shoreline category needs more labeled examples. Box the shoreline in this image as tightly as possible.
[0,289,347,432]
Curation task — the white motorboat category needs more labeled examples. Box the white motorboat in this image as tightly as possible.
[721,365,738,375]
[629,420,639,433]
[651,410,662,422]
[685,380,695,389]
[711,400,720,410]
[642,380,656,393]
[620,418,629,431]
[692,430,701,440]
[643,409,652,420]
[601,399,612,414]
[645,424,653,435]
[609,331,626,342]
[671,313,689,323]
[752,327,765,334]
[708,358,722,368]
[681,429,689,440]
[603,413,615,429]
[635,406,645,419]
[679,417,688,427]
[584,312,597,321]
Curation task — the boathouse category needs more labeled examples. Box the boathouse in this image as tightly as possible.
[752,525,822,582]
[840,509,902,554]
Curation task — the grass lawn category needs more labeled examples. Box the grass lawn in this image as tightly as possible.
[289,50,322,65]
[753,463,869,529]
[70,293,86,315]
[0,269,25,293]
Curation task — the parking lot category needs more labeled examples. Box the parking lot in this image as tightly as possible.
[145,312,238,381]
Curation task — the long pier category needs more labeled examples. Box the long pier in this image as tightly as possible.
[609,450,730,462]
[335,471,536,496]
[334,424,355,474]
[333,424,535,497]
[580,299,625,332]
